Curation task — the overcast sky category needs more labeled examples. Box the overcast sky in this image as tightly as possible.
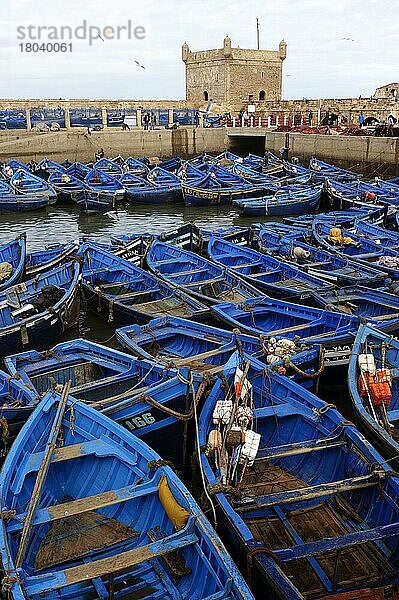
[2,0,398,100]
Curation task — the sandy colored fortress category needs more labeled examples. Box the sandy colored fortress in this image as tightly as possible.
[182,35,286,105]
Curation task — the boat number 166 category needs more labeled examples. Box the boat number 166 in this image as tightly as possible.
[124,413,156,431]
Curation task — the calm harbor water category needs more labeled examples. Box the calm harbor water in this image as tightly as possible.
[0,203,258,251]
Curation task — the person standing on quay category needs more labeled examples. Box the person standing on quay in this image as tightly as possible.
[358,111,365,128]
[143,112,150,130]
[308,110,314,126]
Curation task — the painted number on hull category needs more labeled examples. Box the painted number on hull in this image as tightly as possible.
[124,412,155,431]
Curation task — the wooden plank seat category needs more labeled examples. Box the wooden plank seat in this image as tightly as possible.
[8,477,160,533]
[274,521,399,562]
[262,320,321,336]
[272,279,312,289]
[230,262,262,270]
[172,343,235,366]
[304,261,329,268]
[235,472,384,512]
[168,268,208,278]
[9,438,141,499]
[249,271,276,278]
[24,520,198,596]
[185,277,224,288]
[110,289,160,298]
[256,434,347,461]
[98,280,141,289]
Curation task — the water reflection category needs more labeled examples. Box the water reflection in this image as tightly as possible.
[0,202,256,251]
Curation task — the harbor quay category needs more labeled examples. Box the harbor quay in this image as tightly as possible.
[0,127,397,175]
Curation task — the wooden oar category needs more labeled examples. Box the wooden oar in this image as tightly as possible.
[15,380,71,568]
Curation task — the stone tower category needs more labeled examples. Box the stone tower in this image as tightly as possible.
[182,36,286,107]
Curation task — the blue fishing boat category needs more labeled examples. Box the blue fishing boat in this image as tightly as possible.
[346,179,399,205]
[283,207,384,229]
[349,324,399,466]
[146,167,182,202]
[0,234,26,292]
[81,243,208,324]
[258,228,386,287]
[312,218,399,277]
[158,156,181,172]
[116,316,323,379]
[120,169,182,204]
[198,351,399,599]
[84,168,125,203]
[76,189,116,214]
[4,337,204,469]
[122,156,148,176]
[373,176,399,197]
[326,179,390,216]
[26,240,78,277]
[3,159,29,176]
[181,165,260,207]
[66,161,91,180]
[0,390,254,600]
[312,286,399,334]
[48,169,88,202]
[309,156,361,182]
[355,218,399,250]
[254,221,308,240]
[211,296,360,347]
[10,168,57,203]
[35,158,66,178]
[94,157,123,177]
[146,240,262,304]
[233,184,323,216]
[0,261,81,357]
[0,368,37,455]
[4,337,176,402]
[312,218,386,260]
[208,236,333,300]
[0,187,50,211]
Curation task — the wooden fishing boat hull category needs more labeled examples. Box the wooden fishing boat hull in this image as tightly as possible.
[125,185,183,204]
[233,186,322,216]
[76,190,116,213]
[0,262,81,358]
[210,296,360,348]
[0,391,254,600]
[258,230,387,288]
[208,235,333,300]
[146,240,262,305]
[115,316,323,387]
[0,234,26,293]
[4,338,201,468]
[0,192,50,212]
[312,286,399,335]
[198,352,399,599]
[348,324,399,467]
[182,181,260,207]
[81,243,209,325]
[26,241,79,277]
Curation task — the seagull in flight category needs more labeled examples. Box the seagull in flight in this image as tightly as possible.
[341,37,355,41]
[134,60,146,69]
